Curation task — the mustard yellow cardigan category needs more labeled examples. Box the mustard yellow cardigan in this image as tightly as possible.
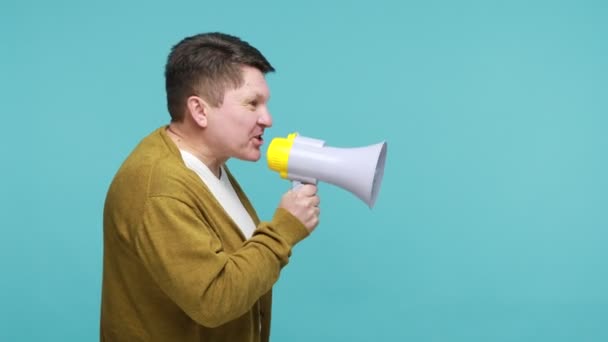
[101,127,309,341]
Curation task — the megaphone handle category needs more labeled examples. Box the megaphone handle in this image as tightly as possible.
[291,180,304,190]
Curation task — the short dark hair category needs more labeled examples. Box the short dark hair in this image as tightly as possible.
[164,32,275,122]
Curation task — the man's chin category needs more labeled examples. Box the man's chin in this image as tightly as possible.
[235,152,262,162]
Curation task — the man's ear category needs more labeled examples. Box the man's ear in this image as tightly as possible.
[186,95,210,128]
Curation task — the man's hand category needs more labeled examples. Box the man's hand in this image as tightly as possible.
[278,184,320,232]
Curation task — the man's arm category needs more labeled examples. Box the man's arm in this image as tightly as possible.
[134,195,309,328]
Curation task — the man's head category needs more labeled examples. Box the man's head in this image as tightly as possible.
[165,32,275,122]
[165,33,275,164]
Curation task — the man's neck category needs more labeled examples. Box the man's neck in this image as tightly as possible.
[166,123,224,178]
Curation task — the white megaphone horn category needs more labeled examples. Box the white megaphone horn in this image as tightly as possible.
[266,133,388,208]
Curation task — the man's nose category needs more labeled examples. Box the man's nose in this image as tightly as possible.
[258,107,273,127]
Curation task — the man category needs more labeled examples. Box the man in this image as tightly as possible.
[100,32,320,341]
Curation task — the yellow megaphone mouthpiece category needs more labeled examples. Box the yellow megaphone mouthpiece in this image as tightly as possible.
[266,133,298,179]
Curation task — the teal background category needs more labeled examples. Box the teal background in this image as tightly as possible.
[2,0,607,341]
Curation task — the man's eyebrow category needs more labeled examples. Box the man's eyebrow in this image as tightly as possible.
[244,92,270,102]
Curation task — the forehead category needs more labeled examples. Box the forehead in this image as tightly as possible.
[230,65,270,100]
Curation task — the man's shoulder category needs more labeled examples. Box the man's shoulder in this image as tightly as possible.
[109,127,190,198]
[103,127,196,244]
[119,128,171,171]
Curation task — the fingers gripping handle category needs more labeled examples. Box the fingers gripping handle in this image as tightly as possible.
[290,179,320,189]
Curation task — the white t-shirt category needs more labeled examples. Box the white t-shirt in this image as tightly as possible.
[179,150,257,239]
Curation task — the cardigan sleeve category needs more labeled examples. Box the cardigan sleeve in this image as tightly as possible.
[134,195,309,328]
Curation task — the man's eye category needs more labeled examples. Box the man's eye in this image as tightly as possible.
[249,101,258,107]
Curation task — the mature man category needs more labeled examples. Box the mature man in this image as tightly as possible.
[100,32,320,341]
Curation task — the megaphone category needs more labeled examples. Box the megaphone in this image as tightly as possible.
[266,133,388,208]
